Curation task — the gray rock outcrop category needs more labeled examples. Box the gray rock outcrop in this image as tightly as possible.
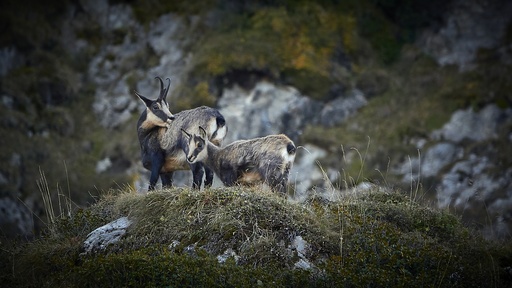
[82,216,132,255]
[218,81,322,144]
[419,0,512,70]
[432,104,510,143]
[395,104,512,238]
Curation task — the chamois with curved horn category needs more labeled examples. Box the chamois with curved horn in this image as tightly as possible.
[182,127,296,194]
[136,77,227,190]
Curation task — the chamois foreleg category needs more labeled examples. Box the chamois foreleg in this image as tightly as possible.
[190,162,204,189]
[149,154,165,190]
[204,166,215,188]
[160,172,174,188]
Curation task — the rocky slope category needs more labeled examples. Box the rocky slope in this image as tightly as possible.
[0,0,511,240]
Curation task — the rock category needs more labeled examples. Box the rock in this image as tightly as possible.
[289,235,316,271]
[183,243,198,257]
[418,0,512,70]
[218,81,322,144]
[290,235,309,258]
[421,142,463,178]
[319,89,367,127]
[391,103,512,238]
[288,144,328,199]
[436,154,504,208]
[217,248,240,264]
[294,259,312,270]
[95,157,112,174]
[168,240,181,252]
[432,104,512,143]
[82,217,132,255]
[0,197,34,239]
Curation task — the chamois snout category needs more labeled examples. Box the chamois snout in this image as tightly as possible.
[166,115,175,123]
[186,155,196,163]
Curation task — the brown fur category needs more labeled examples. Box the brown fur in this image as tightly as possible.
[184,129,296,194]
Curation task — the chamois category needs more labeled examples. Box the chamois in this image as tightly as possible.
[182,127,296,194]
[136,77,227,190]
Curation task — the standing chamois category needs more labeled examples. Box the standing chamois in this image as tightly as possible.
[182,126,296,194]
[136,77,227,190]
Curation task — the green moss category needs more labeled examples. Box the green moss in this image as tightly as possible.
[360,13,402,64]
[189,2,358,100]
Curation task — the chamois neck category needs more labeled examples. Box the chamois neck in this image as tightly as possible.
[138,123,161,140]
[203,141,222,173]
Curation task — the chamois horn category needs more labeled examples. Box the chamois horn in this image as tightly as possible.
[155,76,171,100]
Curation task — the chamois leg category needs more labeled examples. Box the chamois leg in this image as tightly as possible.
[148,152,165,191]
[219,161,237,187]
[190,163,204,189]
[274,175,289,194]
[204,166,214,188]
[261,162,287,194]
[149,164,162,191]
[160,172,174,188]
[275,165,291,194]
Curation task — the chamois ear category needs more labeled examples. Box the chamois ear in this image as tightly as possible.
[198,126,207,139]
[181,128,191,139]
[135,90,153,108]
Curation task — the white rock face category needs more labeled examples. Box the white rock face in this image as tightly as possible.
[421,143,463,178]
[88,5,191,129]
[436,154,499,209]
[218,81,321,144]
[432,104,511,143]
[392,103,512,238]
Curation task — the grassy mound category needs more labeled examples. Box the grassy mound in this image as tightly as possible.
[1,186,511,287]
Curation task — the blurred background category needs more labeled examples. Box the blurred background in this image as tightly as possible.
[0,0,511,240]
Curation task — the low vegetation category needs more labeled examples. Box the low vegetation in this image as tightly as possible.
[1,186,511,287]
[2,1,512,286]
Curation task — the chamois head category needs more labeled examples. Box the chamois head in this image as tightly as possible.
[181,126,208,164]
[135,77,175,128]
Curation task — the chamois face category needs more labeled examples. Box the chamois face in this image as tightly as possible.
[182,127,208,164]
[141,96,174,128]
[136,77,175,128]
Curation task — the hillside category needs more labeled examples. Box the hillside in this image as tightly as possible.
[0,0,511,258]
[2,186,511,287]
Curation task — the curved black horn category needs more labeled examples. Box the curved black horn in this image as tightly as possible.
[164,77,171,98]
[155,76,165,100]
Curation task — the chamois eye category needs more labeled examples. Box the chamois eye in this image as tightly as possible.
[152,104,159,110]
[197,142,203,148]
